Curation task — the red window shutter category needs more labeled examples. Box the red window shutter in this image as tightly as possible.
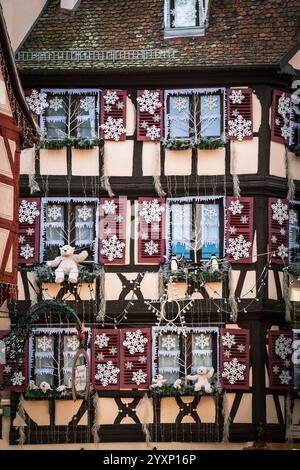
[138,197,165,264]
[226,197,254,263]
[268,330,293,390]
[18,198,40,264]
[99,197,127,265]
[220,328,250,390]
[227,88,253,141]
[0,330,28,391]
[137,90,163,141]
[120,328,151,389]
[100,89,127,141]
[271,90,291,144]
[268,198,289,264]
[92,329,120,390]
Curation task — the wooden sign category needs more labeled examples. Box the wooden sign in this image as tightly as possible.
[71,349,90,401]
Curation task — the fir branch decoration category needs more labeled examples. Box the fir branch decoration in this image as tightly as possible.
[149,383,221,397]
[38,138,104,150]
[170,270,227,283]
[162,138,225,151]
[35,263,102,284]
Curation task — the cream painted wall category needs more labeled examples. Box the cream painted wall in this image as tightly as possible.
[1,0,47,51]
[269,141,286,178]
[160,396,216,424]
[40,148,68,175]
[230,270,256,298]
[164,149,192,175]
[252,93,262,133]
[266,395,285,424]
[20,147,35,174]
[126,96,136,136]
[0,71,12,116]
[233,394,252,423]
[71,148,99,176]
[230,138,258,175]
[268,270,283,300]
[197,148,225,175]
[104,272,159,300]
[0,228,9,267]
[0,137,12,178]
[288,49,300,70]
[0,182,13,220]
[103,141,133,176]
[142,142,161,176]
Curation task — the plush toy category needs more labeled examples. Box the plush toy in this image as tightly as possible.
[40,381,52,393]
[28,380,38,390]
[173,379,182,390]
[56,384,67,393]
[46,245,88,283]
[186,366,214,393]
[150,374,167,388]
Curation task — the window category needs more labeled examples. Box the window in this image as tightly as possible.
[40,197,99,262]
[165,89,224,141]
[290,106,300,149]
[167,198,224,261]
[30,328,90,387]
[290,203,300,263]
[164,0,206,38]
[153,327,218,385]
[41,89,99,139]
[293,329,300,392]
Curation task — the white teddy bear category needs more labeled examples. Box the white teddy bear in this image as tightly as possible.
[150,374,167,388]
[40,381,52,393]
[186,366,214,393]
[173,379,182,390]
[47,245,88,284]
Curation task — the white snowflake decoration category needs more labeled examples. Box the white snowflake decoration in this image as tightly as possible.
[77,205,92,221]
[284,359,290,367]
[271,199,288,226]
[227,235,252,260]
[19,200,40,224]
[139,355,147,363]
[115,214,123,223]
[281,124,291,140]
[228,199,244,215]
[37,335,52,352]
[104,91,119,105]
[277,244,288,259]
[4,365,12,374]
[11,371,25,387]
[97,353,105,361]
[204,95,219,111]
[18,235,25,244]
[229,90,245,105]
[141,231,148,240]
[280,227,286,236]
[279,370,292,385]
[100,116,126,141]
[144,240,159,256]
[67,335,79,351]
[162,335,176,351]
[125,361,133,370]
[47,205,62,221]
[237,344,246,353]
[229,226,237,235]
[26,228,35,236]
[101,235,125,262]
[139,199,164,224]
[222,358,246,385]
[232,109,239,117]
[278,93,291,118]
[102,200,117,215]
[123,329,148,355]
[240,215,248,224]
[104,104,112,113]
[132,369,147,385]
[272,365,279,375]
[222,332,236,348]
[116,101,124,110]
[95,333,110,349]
[137,90,162,115]
[146,125,160,141]
[271,235,277,243]
[224,350,231,358]
[203,206,217,219]
[275,334,292,360]
[195,334,210,349]
[26,89,49,115]
[109,347,117,355]
[141,120,149,129]
[95,361,120,387]
[20,244,34,260]
[172,96,188,112]
[104,227,112,237]
[290,209,298,225]
[153,114,161,122]
[228,114,252,141]
[49,96,63,111]
[80,96,94,112]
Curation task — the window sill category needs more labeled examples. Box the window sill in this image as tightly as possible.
[164,27,205,39]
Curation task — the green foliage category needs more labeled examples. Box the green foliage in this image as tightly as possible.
[24,388,86,399]
[35,263,102,284]
[149,383,221,397]
[170,270,227,283]
[162,138,225,151]
[38,138,103,150]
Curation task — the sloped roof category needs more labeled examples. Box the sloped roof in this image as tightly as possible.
[16,0,300,72]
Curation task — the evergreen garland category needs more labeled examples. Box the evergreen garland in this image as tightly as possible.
[149,383,222,397]
[162,138,225,151]
[38,138,104,150]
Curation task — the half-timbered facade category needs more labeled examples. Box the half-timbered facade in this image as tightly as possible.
[1,0,300,447]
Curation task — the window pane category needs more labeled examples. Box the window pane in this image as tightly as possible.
[45,203,65,246]
[169,95,190,138]
[172,0,197,27]
[63,335,80,386]
[171,204,191,259]
[195,204,220,259]
[158,334,180,384]
[294,330,300,390]
[44,94,68,139]
[200,95,221,137]
[73,94,97,138]
[35,335,55,386]
[191,333,213,373]
[290,207,300,263]
[75,204,94,248]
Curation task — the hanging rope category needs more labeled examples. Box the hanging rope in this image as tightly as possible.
[221,392,231,444]
[16,394,26,446]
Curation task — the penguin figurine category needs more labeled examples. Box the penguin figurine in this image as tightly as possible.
[170,254,179,272]
[210,253,219,272]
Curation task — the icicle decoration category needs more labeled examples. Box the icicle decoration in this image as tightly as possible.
[92,392,100,443]
[228,267,238,323]
[283,268,291,322]
[96,268,106,323]
[16,394,26,446]
[140,392,152,447]
[285,393,292,443]
[158,265,165,300]
[28,174,40,194]
[222,392,231,444]
[232,174,241,199]
[101,144,114,197]
[286,147,295,200]
[153,175,166,197]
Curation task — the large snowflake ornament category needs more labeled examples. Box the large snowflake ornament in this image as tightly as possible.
[277,244,288,259]
[172,96,188,112]
[144,240,159,256]
[279,370,292,385]
[271,199,288,226]
[222,332,236,348]
[80,96,94,112]
[290,209,298,225]
[26,89,49,115]
[104,91,119,105]
[100,116,126,141]
[146,125,161,141]
[95,333,110,349]
[37,335,52,352]
[139,199,164,224]
[102,200,117,215]
[228,199,244,215]
[195,334,210,350]
[47,205,62,221]
[123,329,148,355]
[229,90,245,105]
[20,244,34,260]
[49,96,63,111]
[11,371,25,387]
[278,93,291,118]
[137,90,162,115]
[95,361,120,387]
[281,124,291,140]
[222,358,246,385]
[77,205,92,221]
[275,334,292,360]
[132,369,147,386]
[228,115,252,141]
[227,235,252,260]
[67,335,80,351]
[19,200,40,224]
[101,235,125,262]
[162,335,176,351]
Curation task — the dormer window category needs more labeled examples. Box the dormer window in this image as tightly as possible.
[164,0,206,38]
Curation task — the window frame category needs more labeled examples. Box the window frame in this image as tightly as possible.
[289,201,300,264]
[293,329,300,392]
[164,0,206,38]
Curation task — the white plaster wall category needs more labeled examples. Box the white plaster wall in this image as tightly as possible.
[269,141,286,178]
[39,149,68,175]
[266,395,284,424]
[233,394,252,423]
[0,228,9,267]
[126,96,136,136]
[20,147,35,175]
[197,147,225,175]
[0,136,12,178]
[164,149,192,175]
[0,182,13,220]
[230,138,258,175]
[0,71,12,116]
[142,142,161,176]
[252,92,262,133]
[71,148,99,176]
[268,270,283,300]
[103,141,133,176]
[17,271,38,302]
[230,270,256,298]
[104,272,158,300]
[289,49,300,70]
[55,400,86,425]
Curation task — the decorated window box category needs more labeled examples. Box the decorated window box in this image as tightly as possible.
[162,139,225,151]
